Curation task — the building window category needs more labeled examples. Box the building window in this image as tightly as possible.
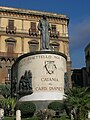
[6,20,16,34]
[8,20,14,30]
[5,38,16,54]
[52,25,56,32]
[50,42,59,52]
[50,24,59,38]
[28,40,39,52]
[29,22,39,36]
[8,68,11,81]
[5,66,11,84]
[31,22,36,32]
[7,43,14,53]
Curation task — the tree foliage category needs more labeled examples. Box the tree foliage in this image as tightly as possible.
[0,84,11,98]
[64,87,90,120]
[0,84,16,116]
[16,101,36,118]
[48,101,64,112]
[0,97,16,116]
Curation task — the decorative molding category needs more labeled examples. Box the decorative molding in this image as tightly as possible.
[0,6,69,23]
[5,37,16,43]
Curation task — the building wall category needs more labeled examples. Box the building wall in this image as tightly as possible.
[85,43,90,86]
[0,6,71,87]
[72,43,90,87]
[71,68,84,87]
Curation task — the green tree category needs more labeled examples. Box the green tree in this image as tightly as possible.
[1,97,7,108]
[1,97,16,116]
[48,101,64,112]
[0,84,11,98]
[9,97,16,116]
[64,87,90,120]
[0,84,16,116]
[16,101,36,118]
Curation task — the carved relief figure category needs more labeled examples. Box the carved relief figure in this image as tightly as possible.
[19,70,32,92]
[38,15,51,50]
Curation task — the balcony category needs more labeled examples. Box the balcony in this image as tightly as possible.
[29,28,39,36]
[6,26,16,34]
[50,31,59,38]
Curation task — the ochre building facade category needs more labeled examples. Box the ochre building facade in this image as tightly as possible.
[0,6,72,87]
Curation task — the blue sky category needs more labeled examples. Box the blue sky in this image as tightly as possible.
[0,0,90,68]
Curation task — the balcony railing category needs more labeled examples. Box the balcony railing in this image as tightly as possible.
[29,28,39,36]
[50,31,59,38]
[6,26,16,34]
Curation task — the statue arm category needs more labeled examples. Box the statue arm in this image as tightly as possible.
[38,20,42,31]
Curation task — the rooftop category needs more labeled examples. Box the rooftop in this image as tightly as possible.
[0,6,69,20]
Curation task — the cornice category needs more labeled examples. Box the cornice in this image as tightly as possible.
[0,6,69,21]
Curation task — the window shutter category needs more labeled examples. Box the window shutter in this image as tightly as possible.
[31,22,36,32]
[8,20,14,30]
[7,43,14,53]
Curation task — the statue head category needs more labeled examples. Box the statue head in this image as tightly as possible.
[42,15,47,20]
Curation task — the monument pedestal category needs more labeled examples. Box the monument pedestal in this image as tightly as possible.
[12,51,67,110]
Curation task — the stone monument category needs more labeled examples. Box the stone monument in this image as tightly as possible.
[11,16,67,110]
[38,15,51,50]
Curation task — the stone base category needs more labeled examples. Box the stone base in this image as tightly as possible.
[19,99,62,110]
[19,92,64,110]
[12,51,67,110]
[19,92,64,101]
[33,100,63,110]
